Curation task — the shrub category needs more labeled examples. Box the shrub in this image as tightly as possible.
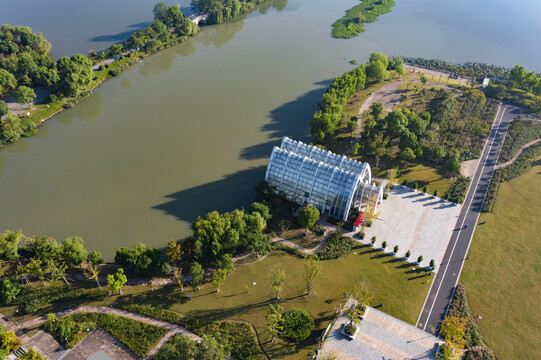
[281,308,314,342]
[358,232,365,239]
[317,232,355,260]
[371,236,376,245]
[381,241,387,249]
[429,259,435,268]
[393,245,399,253]
[402,179,408,186]
[383,193,389,199]
[422,185,428,193]
[311,224,326,236]
[98,65,105,71]
[417,255,423,263]
[108,68,120,77]
[447,176,471,203]
[433,189,439,197]
[365,219,373,227]
[405,250,411,258]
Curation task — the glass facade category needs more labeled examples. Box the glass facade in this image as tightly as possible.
[265,137,377,221]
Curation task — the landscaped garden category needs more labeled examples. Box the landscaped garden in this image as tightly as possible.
[460,155,541,359]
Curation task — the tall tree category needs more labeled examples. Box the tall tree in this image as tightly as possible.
[369,102,383,121]
[61,236,87,268]
[86,251,103,266]
[0,230,22,260]
[153,2,170,24]
[265,304,283,343]
[56,54,93,96]
[84,261,101,288]
[190,262,204,290]
[211,269,227,292]
[298,206,320,235]
[0,69,17,98]
[347,116,358,136]
[107,268,127,295]
[172,266,183,291]
[14,86,36,108]
[165,239,183,265]
[268,267,286,301]
[304,257,320,296]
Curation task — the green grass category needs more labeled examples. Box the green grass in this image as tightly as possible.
[377,162,451,195]
[460,157,541,359]
[116,249,431,359]
[332,0,396,39]
[2,249,432,360]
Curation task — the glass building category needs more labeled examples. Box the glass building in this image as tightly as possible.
[265,137,384,221]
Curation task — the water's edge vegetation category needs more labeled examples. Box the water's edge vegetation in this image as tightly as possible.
[0,0,274,149]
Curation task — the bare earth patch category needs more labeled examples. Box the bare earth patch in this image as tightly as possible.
[461,159,479,178]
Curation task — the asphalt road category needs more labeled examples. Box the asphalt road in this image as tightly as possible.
[416,103,526,335]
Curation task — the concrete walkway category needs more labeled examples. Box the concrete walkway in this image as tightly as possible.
[495,138,541,169]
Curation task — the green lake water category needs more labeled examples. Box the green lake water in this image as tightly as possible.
[1,0,539,258]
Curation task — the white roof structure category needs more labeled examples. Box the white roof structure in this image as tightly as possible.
[265,137,383,221]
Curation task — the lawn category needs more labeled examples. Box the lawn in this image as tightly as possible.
[377,161,451,195]
[2,248,432,360]
[115,248,432,359]
[460,156,541,359]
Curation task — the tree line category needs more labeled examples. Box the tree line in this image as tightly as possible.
[310,52,403,142]
[190,0,268,25]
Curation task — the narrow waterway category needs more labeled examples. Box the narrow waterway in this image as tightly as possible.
[1,0,540,258]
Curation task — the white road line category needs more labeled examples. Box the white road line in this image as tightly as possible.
[420,104,507,332]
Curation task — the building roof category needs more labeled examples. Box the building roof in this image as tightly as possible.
[265,137,375,221]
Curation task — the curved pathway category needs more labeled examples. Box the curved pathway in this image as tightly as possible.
[495,138,541,169]
[2,306,200,359]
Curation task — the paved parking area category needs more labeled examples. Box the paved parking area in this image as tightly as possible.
[351,185,462,268]
[320,305,441,360]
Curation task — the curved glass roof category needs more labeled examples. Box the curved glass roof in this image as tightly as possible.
[265,137,372,221]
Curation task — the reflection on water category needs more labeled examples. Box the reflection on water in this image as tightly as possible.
[5,138,30,154]
[139,0,288,76]
[57,93,104,124]
[121,79,133,88]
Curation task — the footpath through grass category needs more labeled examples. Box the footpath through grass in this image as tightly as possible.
[460,157,541,359]
[115,249,430,359]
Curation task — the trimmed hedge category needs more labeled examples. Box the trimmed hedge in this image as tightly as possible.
[317,232,355,260]
[120,305,262,360]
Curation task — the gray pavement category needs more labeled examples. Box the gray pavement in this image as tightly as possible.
[321,305,440,360]
[416,103,525,334]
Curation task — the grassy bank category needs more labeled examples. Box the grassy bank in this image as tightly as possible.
[2,248,432,359]
[460,156,541,359]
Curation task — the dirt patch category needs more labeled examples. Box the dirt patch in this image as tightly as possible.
[461,159,479,178]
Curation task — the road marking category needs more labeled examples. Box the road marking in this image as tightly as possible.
[419,104,508,332]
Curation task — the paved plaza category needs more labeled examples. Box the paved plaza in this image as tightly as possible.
[352,184,462,268]
[320,306,441,360]
[59,328,137,360]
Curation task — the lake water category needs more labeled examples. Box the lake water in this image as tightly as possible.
[1,0,539,259]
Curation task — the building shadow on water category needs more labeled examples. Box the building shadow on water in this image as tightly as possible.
[152,166,267,223]
[239,80,332,161]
